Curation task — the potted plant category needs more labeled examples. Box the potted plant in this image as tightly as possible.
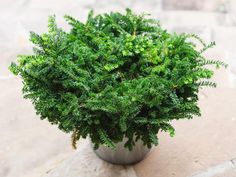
[9,9,227,165]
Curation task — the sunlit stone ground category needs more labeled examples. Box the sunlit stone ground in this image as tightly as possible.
[0,0,236,177]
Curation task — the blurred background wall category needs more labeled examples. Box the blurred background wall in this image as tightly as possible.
[0,1,236,177]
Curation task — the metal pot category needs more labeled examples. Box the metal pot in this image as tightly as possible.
[92,138,151,165]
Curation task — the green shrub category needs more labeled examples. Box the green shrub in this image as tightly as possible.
[9,9,227,150]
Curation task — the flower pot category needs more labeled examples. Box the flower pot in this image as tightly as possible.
[92,138,151,165]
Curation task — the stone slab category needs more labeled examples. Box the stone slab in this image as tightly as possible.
[134,88,236,177]
[190,160,235,177]
[43,139,137,177]
[164,25,212,44]
[0,1,235,177]
[155,11,221,27]
[212,27,236,53]
[214,168,236,177]
[0,78,74,177]
[226,52,236,88]
[162,0,226,12]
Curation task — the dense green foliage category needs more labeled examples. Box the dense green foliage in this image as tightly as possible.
[10,9,227,150]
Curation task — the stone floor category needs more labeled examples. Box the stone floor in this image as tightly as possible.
[0,0,236,177]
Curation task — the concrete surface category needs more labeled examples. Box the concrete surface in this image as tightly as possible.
[0,0,236,177]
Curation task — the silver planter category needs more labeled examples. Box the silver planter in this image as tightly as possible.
[92,138,151,165]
